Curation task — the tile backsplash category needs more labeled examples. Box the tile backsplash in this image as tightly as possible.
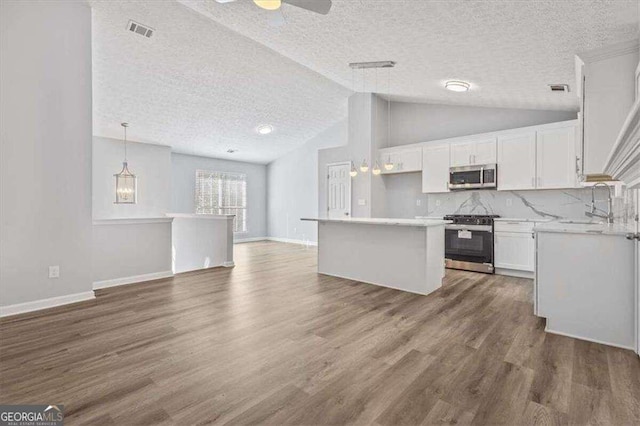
[382,173,636,222]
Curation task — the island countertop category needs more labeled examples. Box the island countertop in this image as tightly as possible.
[301,217,451,227]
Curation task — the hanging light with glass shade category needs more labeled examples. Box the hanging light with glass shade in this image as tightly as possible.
[349,161,358,177]
[384,65,395,171]
[114,122,137,204]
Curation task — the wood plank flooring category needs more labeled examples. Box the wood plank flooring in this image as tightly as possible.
[1,241,639,425]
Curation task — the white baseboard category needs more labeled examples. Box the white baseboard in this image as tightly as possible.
[0,291,95,318]
[93,270,174,290]
[266,237,318,247]
[544,325,635,351]
[234,236,318,247]
[223,261,235,267]
[234,237,267,244]
[495,268,534,279]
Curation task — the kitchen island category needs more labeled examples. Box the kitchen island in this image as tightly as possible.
[301,217,449,296]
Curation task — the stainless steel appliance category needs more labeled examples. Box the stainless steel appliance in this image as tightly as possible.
[449,164,497,190]
[444,214,499,273]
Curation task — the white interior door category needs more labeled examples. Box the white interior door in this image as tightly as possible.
[327,162,351,218]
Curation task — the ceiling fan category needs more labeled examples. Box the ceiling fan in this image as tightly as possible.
[215,0,332,15]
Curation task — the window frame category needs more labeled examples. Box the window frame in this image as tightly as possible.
[194,169,248,233]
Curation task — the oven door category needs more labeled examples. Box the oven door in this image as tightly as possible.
[445,224,494,273]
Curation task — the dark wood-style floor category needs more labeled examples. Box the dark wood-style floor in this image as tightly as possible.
[1,242,639,425]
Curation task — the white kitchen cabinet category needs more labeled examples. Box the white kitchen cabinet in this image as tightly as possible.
[536,126,577,189]
[421,143,450,193]
[494,221,535,274]
[474,138,498,165]
[450,138,496,167]
[450,140,475,167]
[495,232,534,272]
[379,148,422,174]
[497,131,536,191]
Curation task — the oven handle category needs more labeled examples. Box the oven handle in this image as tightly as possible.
[445,224,492,232]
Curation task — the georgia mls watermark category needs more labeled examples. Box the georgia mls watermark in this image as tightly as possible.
[0,405,64,426]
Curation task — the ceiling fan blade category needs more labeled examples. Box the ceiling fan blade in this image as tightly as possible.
[267,9,287,27]
[282,0,332,15]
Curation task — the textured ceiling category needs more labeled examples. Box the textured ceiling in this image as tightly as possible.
[91,0,351,163]
[92,0,638,163]
[182,0,639,111]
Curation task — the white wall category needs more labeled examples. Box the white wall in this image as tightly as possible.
[267,120,347,243]
[92,220,172,288]
[1,1,93,308]
[93,136,172,219]
[171,153,267,240]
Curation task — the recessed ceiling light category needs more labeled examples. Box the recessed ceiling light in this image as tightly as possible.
[256,124,274,135]
[445,80,471,92]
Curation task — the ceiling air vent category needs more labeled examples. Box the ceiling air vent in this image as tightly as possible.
[548,84,570,93]
[127,20,154,38]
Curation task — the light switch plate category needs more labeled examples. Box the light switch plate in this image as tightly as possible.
[506,198,513,207]
[416,199,421,206]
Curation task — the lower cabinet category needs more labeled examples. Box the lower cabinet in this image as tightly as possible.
[494,221,535,274]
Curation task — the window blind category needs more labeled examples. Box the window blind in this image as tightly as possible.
[195,170,247,233]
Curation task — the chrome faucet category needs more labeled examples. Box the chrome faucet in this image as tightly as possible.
[585,182,614,224]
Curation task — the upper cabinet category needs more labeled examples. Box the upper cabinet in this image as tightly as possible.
[377,119,579,193]
[450,137,496,167]
[536,125,578,189]
[497,124,578,191]
[379,148,422,174]
[497,131,537,191]
[421,143,450,193]
[576,40,639,176]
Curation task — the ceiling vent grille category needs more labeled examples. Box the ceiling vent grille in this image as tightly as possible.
[548,84,570,93]
[127,20,154,38]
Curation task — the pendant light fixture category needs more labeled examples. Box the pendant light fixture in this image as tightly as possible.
[114,122,137,204]
[349,161,358,177]
[359,66,369,174]
[384,66,394,171]
[371,67,382,176]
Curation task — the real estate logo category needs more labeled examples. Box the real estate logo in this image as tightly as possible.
[0,405,64,426]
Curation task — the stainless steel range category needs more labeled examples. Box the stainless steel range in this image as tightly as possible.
[443,214,499,274]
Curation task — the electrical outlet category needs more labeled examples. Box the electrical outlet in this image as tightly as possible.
[48,265,60,279]
[506,198,513,207]
[358,199,367,206]
[436,200,441,207]
[416,199,421,207]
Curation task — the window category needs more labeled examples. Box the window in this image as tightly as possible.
[195,170,247,233]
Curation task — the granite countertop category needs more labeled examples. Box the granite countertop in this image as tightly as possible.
[534,221,637,237]
[301,217,451,227]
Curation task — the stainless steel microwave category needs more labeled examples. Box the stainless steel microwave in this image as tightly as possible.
[449,164,497,190]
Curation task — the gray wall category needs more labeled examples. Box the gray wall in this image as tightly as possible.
[390,101,577,146]
[268,120,347,243]
[1,1,93,306]
[171,153,267,240]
